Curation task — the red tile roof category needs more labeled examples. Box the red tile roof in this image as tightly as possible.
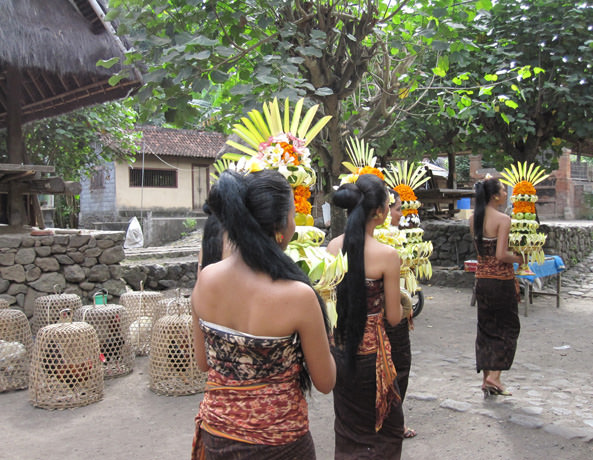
[137,126,227,159]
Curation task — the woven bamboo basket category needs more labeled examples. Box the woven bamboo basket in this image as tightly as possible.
[74,304,134,378]
[32,293,82,336]
[29,310,104,409]
[149,299,205,396]
[154,295,191,323]
[120,290,164,356]
[0,303,34,392]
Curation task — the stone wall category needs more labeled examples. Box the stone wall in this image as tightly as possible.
[0,231,127,317]
[120,260,197,292]
[3,222,591,314]
[421,220,593,287]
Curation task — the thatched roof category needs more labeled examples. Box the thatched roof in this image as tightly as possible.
[0,0,141,128]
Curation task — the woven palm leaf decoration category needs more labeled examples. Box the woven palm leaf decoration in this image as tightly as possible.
[216,97,346,327]
[339,136,385,184]
[383,161,433,292]
[500,161,550,270]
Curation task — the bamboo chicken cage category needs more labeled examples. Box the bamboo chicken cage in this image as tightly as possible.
[29,310,103,409]
[74,303,134,378]
[0,302,33,392]
[149,298,205,396]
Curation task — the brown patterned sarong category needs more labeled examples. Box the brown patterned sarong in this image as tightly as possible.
[192,320,312,459]
[199,430,315,460]
[332,278,404,460]
[385,317,411,400]
[474,238,521,372]
[358,313,401,431]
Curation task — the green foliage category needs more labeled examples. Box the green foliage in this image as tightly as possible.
[12,101,140,181]
[180,217,198,236]
[54,195,79,229]
[110,0,515,178]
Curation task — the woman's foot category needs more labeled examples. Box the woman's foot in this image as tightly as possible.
[403,427,417,439]
[482,380,512,397]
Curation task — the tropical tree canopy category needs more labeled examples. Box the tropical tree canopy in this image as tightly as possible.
[109,0,533,177]
[0,102,140,181]
[383,0,593,168]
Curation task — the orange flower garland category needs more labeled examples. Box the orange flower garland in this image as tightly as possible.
[294,185,312,215]
[358,166,385,181]
[279,142,300,166]
[394,184,417,202]
[512,180,536,195]
[513,201,536,214]
[402,209,418,216]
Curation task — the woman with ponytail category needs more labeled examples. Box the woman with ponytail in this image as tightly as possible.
[470,177,523,398]
[327,173,404,459]
[196,203,232,276]
[191,169,335,459]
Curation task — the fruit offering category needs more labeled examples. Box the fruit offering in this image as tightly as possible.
[223,97,331,227]
[384,161,434,292]
[216,97,346,325]
[500,162,550,274]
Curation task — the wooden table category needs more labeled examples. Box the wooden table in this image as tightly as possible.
[416,188,475,216]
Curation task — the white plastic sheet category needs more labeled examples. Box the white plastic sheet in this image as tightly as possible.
[124,216,144,248]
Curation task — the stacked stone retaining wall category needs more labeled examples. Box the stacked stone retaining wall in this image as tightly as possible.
[0,231,127,317]
[422,221,593,288]
[2,222,591,314]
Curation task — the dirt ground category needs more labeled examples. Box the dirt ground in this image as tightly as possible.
[2,283,593,460]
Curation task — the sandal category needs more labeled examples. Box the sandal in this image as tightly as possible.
[403,427,417,439]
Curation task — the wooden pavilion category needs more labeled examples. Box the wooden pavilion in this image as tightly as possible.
[0,0,142,227]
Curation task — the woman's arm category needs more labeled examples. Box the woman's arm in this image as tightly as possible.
[496,216,524,265]
[383,247,403,326]
[294,285,336,394]
[190,276,209,372]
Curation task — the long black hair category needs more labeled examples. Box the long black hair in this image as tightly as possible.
[333,174,388,366]
[473,177,502,252]
[206,169,329,391]
[200,203,225,270]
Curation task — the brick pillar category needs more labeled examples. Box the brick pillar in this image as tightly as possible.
[469,154,483,181]
[555,148,574,219]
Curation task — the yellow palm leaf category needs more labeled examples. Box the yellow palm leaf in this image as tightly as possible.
[304,116,331,146]
[298,104,320,138]
[283,98,291,133]
[225,139,258,156]
[290,98,304,135]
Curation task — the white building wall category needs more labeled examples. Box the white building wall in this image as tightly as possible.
[115,157,193,211]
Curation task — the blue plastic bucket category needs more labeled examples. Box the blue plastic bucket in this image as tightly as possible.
[457,198,471,209]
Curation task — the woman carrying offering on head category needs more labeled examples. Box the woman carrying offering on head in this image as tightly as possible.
[384,190,416,439]
[470,177,524,397]
[327,173,404,460]
[191,169,336,459]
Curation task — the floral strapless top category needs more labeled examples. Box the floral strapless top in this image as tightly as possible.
[199,319,304,382]
[475,237,515,280]
[365,278,384,315]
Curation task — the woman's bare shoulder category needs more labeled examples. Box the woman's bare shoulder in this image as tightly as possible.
[326,234,344,255]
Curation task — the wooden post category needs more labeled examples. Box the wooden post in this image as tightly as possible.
[6,65,27,227]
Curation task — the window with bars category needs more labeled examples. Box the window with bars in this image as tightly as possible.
[90,169,105,189]
[129,168,177,188]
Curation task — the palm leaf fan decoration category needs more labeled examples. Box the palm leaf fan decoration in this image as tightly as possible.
[500,161,550,187]
[210,158,236,181]
[224,98,332,158]
[383,161,431,190]
[342,137,377,174]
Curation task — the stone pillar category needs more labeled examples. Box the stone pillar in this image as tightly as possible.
[555,148,574,219]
